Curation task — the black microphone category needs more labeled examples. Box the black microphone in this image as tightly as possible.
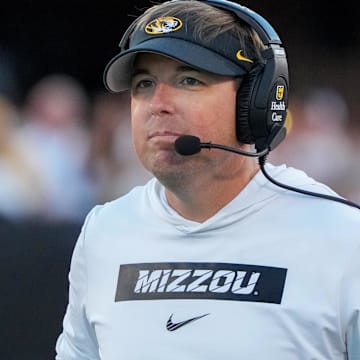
[174,135,360,210]
[174,135,269,157]
[175,135,202,155]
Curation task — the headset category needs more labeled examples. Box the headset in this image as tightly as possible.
[117,0,289,153]
[197,0,289,152]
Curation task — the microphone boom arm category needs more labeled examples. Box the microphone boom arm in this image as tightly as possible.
[200,142,269,157]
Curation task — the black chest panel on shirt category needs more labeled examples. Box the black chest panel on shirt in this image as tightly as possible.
[115,262,287,304]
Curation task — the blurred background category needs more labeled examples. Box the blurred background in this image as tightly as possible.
[0,0,359,358]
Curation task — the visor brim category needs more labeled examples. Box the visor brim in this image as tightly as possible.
[103,37,248,92]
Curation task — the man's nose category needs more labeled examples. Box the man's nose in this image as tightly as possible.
[149,83,176,116]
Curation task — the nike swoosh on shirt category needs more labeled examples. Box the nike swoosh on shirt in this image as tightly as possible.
[166,313,210,331]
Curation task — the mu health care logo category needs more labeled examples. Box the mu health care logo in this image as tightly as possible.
[115,262,287,304]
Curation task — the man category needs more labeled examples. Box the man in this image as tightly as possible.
[56,0,360,359]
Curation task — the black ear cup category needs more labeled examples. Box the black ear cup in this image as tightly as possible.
[236,66,263,144]
[236,45,288,150]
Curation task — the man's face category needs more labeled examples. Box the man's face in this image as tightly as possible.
[130,53,240,183]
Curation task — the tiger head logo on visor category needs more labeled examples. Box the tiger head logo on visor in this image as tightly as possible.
[145,16,183,35]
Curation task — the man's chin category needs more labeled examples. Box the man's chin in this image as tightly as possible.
[150,156,196,184]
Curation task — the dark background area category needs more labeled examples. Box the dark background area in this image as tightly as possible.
[1,0,360,122]
[0,217,80,359]
[0,1,359,359]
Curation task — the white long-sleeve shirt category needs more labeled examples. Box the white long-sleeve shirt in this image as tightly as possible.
[56,164,360,359]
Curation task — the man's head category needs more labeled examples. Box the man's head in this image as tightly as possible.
[104,0,288,149]
[104,0,264,93]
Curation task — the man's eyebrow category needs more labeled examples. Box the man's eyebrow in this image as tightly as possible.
[177,65,200,73]
[131,68,150,78]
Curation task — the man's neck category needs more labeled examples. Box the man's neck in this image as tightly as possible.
[164,160,259,223]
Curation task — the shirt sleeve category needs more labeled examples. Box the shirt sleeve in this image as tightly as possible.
[55,207,101,360]
[347,311,360,360]
[341,244,360,359]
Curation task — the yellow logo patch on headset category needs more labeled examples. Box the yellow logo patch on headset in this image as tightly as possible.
[145,16,183,35]
[276,85,285,100]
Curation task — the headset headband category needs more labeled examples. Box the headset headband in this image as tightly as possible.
[201,0,282,45]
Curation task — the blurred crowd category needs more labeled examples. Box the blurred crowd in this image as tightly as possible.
[0,73,359,224]
[0,74,151,223]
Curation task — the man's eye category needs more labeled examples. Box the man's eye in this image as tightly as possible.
[132,79,154,90]
[181,77,202,86]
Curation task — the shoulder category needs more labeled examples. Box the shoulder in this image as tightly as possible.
[81,177,158,230]
[263,162,360,230]
[264,163,336,194]
[264,163,359,205]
